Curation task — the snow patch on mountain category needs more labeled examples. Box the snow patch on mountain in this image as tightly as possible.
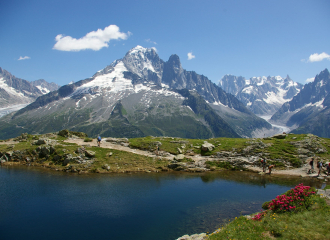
[0,77,26,98]
[219,74,303,115]
[35,85,50,94]
[263,89,288,105]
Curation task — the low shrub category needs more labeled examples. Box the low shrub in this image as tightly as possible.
[253,183,316,221]
[268,183,316,213]
[84,138,93,142]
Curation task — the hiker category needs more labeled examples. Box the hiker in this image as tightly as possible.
[97,135,101,147]
[309,158,314,173]
[261,158,267,172]
[317,160,323,177]
[156,145,160,156]
[268,165,275,174]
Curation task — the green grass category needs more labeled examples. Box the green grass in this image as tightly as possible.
[208,193,330,240]
[1,132,330,174]
[88,146,168,173]
[129,136,249,155]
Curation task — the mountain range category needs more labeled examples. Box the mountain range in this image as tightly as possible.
[0,46,272,139]
[219,74,303,116]
[0,67,59,117]
[1,46,328,139]
[271,68,330,138]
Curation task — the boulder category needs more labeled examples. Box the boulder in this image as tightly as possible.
[201,142,215,152]
[272,134,286,139]
[85,150,96,158]
[102,164,110,170]
[35,139,47,145]
[75,147,86,154]
[168,162,187,171]
[174,154,185,161]
[37,146,50,158]
[63,154,73,165]
[33,138,57,146]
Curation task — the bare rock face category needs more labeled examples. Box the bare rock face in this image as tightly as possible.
[201,142,215,152]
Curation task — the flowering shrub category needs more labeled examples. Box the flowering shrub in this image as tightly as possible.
[253,184,316,221]
[268,183,316,213]
[252,210,267,221]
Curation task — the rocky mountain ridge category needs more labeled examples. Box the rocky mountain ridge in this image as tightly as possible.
[0,46,272,139]
[271,68,330,137]
[219,74,303,115]
[0,67,59,117]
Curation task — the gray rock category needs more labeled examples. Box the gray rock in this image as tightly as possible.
[168,162,187,171]
[177,148,183,154]
[102,164,110,170]
[174,154,185,161]
[75,147,86,154]
[5,151,13,157]
[272,134,286,139]
[35,139,47,145]
[85,150,96,158]
[63,154,73,165]
[201,142,215,152]
[176,233,208,240]
[38,146,50,158]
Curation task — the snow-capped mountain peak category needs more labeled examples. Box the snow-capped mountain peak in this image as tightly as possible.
[219,74,303,115]
[119,46,163,80]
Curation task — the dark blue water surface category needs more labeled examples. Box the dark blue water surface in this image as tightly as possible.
[0,166,321,240]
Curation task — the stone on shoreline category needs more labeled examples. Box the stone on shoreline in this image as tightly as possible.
[177,233,208,240]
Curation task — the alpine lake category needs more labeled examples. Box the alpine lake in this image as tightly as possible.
[0,165,325,240]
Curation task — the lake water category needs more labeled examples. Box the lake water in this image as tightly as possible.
[0,166,322,240]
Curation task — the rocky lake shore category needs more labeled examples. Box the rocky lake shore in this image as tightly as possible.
[1,130,330,180]
[1,130,330,240]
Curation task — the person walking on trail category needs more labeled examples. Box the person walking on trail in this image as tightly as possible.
[97,135,101,147]
[261,158,267,172]
[309,157,314,173]
[317,160,323,177]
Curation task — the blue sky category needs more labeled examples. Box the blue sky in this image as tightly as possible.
[1,0,329,86]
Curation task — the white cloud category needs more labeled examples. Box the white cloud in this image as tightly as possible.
[308,52,330,62]
[306,77,315,83]
[187,52,195,60]
[145,39,157,45]
[53,25,130,51]
[18,56,30,60]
